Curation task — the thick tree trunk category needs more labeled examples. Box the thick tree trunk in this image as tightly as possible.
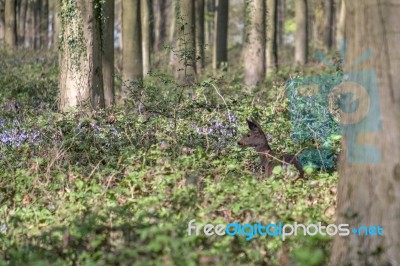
[212,0,228,71]
[195,0,205,71]
[5,0,17,47]
[243,0,265,86]
[335,0,345,49]
[294,0,308,65]
[17,0,27,47]
[59,0,104,110]
[266,0,278,74]
[172,0,196,84]
[330,0,400,265]
[121,0,142,100]
[141,0,151,76]
[41,0,48,48]
[102,0,115,107]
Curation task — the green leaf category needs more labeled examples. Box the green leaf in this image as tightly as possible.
[272,165,282,174]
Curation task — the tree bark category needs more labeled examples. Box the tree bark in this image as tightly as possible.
[195,0,205,71]
[322,0,334,50]
[277,0,284,47]
[41,0,48,48]
[25,0,34,47]
[330,0,400,265]
[17,0,27,47]
[205,0,215,51]
[102,0,115,107]
[243,0,265,86]
[172,0,196,84]
[212,0,228,71]
[0,1,5,43]
[50,0,61,50]
[5,0,17,47]
[33,0,41,49]
[59,0,104,110]
[266,0,278,74]
[141,0,151,76]
[335,0,345,49]
[121,0,142,100]
[153,0,172,51]
[295,0,308,65]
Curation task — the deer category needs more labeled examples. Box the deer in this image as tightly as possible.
[237,118,305,182]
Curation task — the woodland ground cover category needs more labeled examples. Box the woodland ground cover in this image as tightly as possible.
[0,48,339,265]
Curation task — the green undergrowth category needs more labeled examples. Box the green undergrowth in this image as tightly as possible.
[0,49,340,265]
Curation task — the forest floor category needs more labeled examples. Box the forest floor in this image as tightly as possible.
[0,48,341,265]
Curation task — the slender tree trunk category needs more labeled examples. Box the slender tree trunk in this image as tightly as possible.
[266,0,278,74]
[5,0,17,47]
[41,0,48,49]
[205,0,215,51]
[295,0,308,65]
[212,0,228,71]
[141,0,151,76]
[153,0,170,51]
[50,0,60,50]
[33,0,41,49]
[17,0,27,47]
[59,0,104,110]
[121,0,142,100]
[115,0,122,50]
[26,0,34,48]
[0,2,5,43]
[172,0,196,84]
[243,0,265,86]
[330,0,400,265]
[195,0,205,71]
[277,0,285,47]
[322,0,334,50]
[335,0,345,49]
[102,0,115,107]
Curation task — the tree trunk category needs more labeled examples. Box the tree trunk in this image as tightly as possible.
[50,0,60,50]
[24,0,35,48]
[205,0,215,51]
[243,0,265,86]
[266,0,278,74]
[17,0,27,47]
[59,0,104,110]
[212,0,228,71]
[294,0,308,65]
[0,1,5,43]
[277,0,284,47]
[102,0,115,107]
[335,0,345,49]
[141,0,151,76]
[5,0,17,47]
[33,0,41,49]
[195,0,205,71]
[153,0,172,51]
[172,0,196,84]
[41,0,48,49]
[330,0,400,265]
[121,0,142,100]
[322,0,334,50]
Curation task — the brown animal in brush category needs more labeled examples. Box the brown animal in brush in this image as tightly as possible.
[237,119,304,181]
